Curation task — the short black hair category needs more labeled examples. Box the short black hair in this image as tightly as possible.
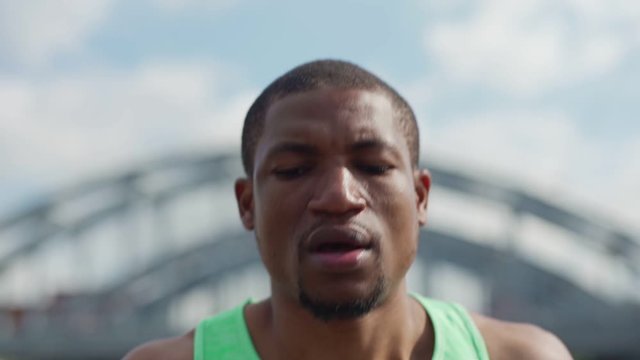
[241,59,419,176]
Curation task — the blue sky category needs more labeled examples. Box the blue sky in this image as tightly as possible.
[1,0,639,233]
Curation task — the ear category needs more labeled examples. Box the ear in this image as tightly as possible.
[234,178,255,230]
[414,169,431,226]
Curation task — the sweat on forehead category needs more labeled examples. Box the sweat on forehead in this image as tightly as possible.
[241,59,420,176]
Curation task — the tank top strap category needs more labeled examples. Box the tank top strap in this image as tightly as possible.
[194,299,260,360]
[411,293,490,360]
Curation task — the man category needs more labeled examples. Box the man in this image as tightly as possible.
[125,60,572,359]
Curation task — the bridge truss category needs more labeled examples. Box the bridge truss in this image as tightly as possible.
[0,152,638,359]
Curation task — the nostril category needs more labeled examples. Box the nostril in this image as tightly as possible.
[307,167,366,214]
[308,193,366,214]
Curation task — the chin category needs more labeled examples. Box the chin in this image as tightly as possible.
[297,276,388,322]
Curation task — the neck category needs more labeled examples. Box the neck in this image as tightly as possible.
[246,283,433,360]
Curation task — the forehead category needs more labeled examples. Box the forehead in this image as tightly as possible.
[262,88,399,143]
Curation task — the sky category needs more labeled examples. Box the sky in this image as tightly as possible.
[0,0,639,236]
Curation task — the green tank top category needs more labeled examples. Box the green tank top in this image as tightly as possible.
[194,294,490,360]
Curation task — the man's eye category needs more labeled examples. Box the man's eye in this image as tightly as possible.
[358,164,393,175]
[273,166,310,179]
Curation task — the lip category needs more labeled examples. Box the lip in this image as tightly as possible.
[304,225,375,272]
[306,226,372,252]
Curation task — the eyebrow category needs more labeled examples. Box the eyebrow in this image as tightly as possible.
[350,138,403,160]
[350,138,395,152]
[265,142,318,159]
[264,138,400,160]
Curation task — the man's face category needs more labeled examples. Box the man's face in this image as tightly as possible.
[235,88,430,318]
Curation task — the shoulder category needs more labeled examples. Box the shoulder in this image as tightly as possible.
[470,313,573,360]
[122,330,194,360]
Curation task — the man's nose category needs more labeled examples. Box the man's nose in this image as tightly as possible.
[307,166,366,216]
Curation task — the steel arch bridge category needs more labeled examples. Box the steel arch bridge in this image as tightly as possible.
[0,152,638,359]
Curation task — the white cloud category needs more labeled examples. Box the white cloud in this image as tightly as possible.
[423,0,639,94]
[426,110,640,233]
[0,60,255,205]
[416,0,640,233]
[0,0,246,68]
[429,110,582,187]
[0,0,114,66]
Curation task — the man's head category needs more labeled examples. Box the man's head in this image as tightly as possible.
[241,59,420,177]
[235,60,430,322]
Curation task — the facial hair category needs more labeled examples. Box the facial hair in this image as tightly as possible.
[298,273,388,322]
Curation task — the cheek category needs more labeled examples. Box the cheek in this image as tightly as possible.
[372,178,420,263]
[372,177,418,228]
[255,184,306,235]
[253,184,307,276]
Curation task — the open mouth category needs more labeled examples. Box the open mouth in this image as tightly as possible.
[305,225,375,270]
[313,241,373,253]
[307,225,373,252]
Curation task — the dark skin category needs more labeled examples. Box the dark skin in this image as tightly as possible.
[124,88,573,360]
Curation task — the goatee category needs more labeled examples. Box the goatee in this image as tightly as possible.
[298,276,387,322]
